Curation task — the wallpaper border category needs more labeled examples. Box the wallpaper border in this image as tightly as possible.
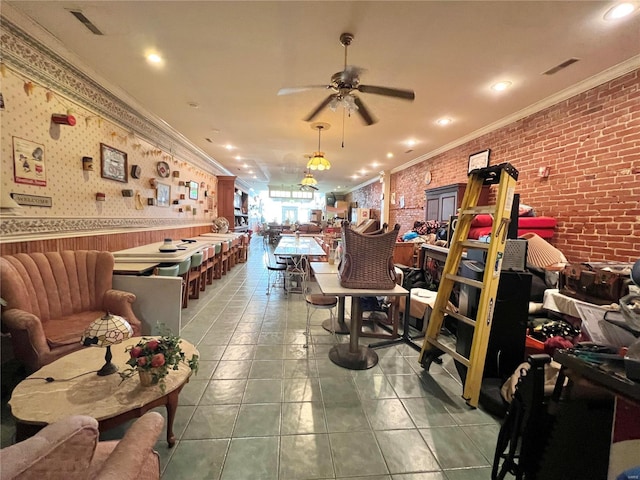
[0,16,228,177]
[0,216,209,240]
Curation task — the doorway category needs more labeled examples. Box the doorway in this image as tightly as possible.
[282,206,298,225]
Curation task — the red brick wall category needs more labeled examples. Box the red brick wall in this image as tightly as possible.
[345,182,382,220]
[362,69,639,263]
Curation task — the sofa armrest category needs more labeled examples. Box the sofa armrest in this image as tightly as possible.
[1,308,51,368]
[0,416,98,480]
[103,289,142,336]
[94,412,164,480]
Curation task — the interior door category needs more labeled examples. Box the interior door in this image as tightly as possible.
[282,206,298,224]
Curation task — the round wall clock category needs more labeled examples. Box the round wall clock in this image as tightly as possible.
[424,170,432,185]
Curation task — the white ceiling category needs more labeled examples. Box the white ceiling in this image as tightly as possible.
[5,1,640,194]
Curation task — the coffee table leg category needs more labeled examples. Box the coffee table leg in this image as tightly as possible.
[166,389,180,447]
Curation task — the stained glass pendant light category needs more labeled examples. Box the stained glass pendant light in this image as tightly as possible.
[307,122,331,171]
[300,172,318,186]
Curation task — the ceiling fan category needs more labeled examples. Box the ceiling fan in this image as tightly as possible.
[278,32,415,126]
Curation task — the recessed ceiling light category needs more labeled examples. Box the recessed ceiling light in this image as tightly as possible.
[351,174,359,179]
[491,81,512,92]
[225,144,234,150]
[252,175,257,179]
[146,53,162,64]
[604,2,637,20]
[248,170,254,174]
[406,139,417,147]
[386,153,394,159]
[436,118,452,126]
[243,163,249,168]
[371,162,379,168]
[235,155,242,160]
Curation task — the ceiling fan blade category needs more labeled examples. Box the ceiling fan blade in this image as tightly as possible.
[304,94,337,122]
[277,85,330,96]
[357,84,415,100]
[352,96,377,126]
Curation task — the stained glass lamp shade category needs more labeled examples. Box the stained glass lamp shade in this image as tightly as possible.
[81,312,133,376]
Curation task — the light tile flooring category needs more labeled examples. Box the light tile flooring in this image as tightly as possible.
[1,238,503,479]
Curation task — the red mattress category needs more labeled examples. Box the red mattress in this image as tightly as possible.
[468,215,557,240]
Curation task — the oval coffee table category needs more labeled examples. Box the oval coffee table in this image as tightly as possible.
[9,336,198,447]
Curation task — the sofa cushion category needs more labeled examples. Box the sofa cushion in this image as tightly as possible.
[42,310,105,348]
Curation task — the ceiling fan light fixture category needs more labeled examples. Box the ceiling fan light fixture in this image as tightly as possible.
[308,123,331,171]
[307,152,331,171]
[300,172,318,186]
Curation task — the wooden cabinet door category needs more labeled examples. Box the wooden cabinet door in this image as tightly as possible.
[426,198,440,221]
[440,192,458,221]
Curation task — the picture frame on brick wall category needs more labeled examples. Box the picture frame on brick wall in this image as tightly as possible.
[468,149,490,174]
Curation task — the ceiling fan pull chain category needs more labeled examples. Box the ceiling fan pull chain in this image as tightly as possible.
[340,108,345,148]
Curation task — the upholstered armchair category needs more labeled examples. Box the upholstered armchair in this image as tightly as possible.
[0,251,141,372]
[0,412,164,480]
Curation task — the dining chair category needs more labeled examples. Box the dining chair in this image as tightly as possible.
[303,274,338,348]
[184,252,203,307]
[263,241,287,295]
[176,257,192,309]
[221,240,231,275]
[199,246,212,291]
[155,264,180,277]
[211,242,223,280]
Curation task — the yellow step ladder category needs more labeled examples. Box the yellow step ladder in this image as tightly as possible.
[418,162,519,408]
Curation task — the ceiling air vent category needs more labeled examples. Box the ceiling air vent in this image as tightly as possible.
[69,10,104,35]
[543,58,580,76]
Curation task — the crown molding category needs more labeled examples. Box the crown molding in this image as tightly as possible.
[392,55,640,174]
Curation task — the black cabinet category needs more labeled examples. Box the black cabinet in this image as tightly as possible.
[425,183,490,222]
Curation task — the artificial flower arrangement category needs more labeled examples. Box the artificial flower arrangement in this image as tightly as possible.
[119,329,198,392]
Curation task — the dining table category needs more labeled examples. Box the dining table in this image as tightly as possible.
[313,273,409,370]
[112,239,214,264]
[112,262,159,276]
[274,236,326,293]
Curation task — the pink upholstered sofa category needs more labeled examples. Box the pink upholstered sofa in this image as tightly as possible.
[0,412,163,480]
[0,251,141,372]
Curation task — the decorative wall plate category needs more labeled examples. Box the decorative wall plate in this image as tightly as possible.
[156,161,170,178]
[424,170,432,185]
[131,164,141,179]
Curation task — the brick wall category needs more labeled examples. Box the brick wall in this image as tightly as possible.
[366,69,639,263]
[345,182,382,220]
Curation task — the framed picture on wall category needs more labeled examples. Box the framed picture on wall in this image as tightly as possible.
[188,181,198,200]
[468,149,491,174]
[13,136,46,186]
[156,182,171,207]
[101,143,128,182]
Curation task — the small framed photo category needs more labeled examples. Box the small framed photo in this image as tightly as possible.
[188,181,198,200]
[156,182,171,207]
[468,149,491,174]
[101,143,128,183]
